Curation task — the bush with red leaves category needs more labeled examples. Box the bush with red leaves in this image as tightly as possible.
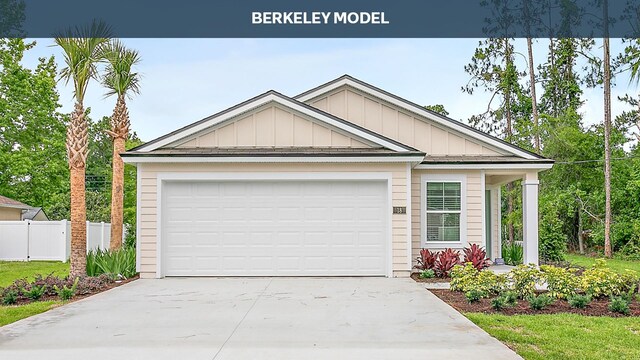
[414,249,438,270]
[463,244,491,270]
[435,248,461,277]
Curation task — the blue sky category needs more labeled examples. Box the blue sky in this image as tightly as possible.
[22,38,637,142]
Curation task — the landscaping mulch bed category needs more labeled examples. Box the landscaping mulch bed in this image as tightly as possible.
[10,274,139,306]
[410,273,450,283]
[429,289,640,317]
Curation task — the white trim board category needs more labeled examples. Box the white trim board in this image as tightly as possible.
[415,163,553,170]
[154,172,395,278]
[123,155,426,164]
[296,77,540,160]
[135,93,412,153]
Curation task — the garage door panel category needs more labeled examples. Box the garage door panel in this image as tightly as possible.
[162,180,388,276]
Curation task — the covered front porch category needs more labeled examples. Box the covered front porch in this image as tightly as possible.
[484,169,543,265]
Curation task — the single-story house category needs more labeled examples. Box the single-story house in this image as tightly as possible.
[122,75,553,279]
[0,195,33,221]
[22,207,49,221]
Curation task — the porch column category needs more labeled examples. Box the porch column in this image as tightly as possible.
[522,172,539,265]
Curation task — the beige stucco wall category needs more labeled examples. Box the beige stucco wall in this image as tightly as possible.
[138,162,410,279]
[0,207,22,220]
[173,103,371,148]
[305,86,506,156]
[410,169,484,266]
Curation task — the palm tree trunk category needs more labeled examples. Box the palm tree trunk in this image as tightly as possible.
[68,102,88,276]
[110,136,125,250]
[109,94,129,250]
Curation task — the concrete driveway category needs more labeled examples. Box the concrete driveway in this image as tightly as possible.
[0,278,520,359]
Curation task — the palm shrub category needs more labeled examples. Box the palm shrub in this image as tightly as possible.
[86,247,137,278]
[502,242,523,265]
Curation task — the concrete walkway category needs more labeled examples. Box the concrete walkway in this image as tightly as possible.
[0,278,520,359]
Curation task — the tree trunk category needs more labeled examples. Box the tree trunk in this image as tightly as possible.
[577,208,585,254]
[504,38,515,245]
[109,136,125,250]
[108,94,130,250]
[603,2,613,258]
[67,102,89,277]
[527,38,540,153]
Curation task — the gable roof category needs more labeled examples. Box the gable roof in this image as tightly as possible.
[22,207,48,220]
[131,90,419,153]
[295,75,544,160]
[0,195,31,210]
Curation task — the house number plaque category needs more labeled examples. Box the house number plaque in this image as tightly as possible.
[392,206,407,214]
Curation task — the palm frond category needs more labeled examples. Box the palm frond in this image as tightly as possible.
[54,20,113,102]
[101,39,142,98]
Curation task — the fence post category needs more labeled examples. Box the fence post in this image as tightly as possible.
[86,220,90,253]
[60,220,67,262]
[100,221,105,250]
[26,220,30,262]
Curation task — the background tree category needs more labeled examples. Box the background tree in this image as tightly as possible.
[55,22,112,276]
[424,104,449,116]
[0,39,68,215]
[101,40,141,250]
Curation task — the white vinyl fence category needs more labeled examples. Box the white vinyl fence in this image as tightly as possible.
[0,220,123,262]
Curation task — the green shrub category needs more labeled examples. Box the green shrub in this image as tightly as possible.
[581,259,639,298]
[509,264,541,299]
[568,294,591,309]
[2,290,18,305]
[490,297,507,311]
[540,265,580,299]
[528,294,555,310]
[54,277,79,301]
[419,269,435,279]
[491,291,518,311]
[450,263,478,292]
[539,202,567,262]
[465,289,487,303]
[500,291,518,307]
[86,247,137,278]
[450,264,507,295]
[608,296,631,315]
[502,242,523,265]
[25,285,46,301]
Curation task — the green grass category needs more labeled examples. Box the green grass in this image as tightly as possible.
[467,313,640,360]
[0,261,69,288]
[0,301,62,327]
[566,254,640,273]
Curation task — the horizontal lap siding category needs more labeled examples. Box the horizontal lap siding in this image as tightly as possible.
[138,162,410,278]
[410,169,483,267]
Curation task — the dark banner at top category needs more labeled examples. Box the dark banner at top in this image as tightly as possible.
[3,0,640,38]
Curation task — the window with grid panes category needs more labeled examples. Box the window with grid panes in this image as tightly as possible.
[425,182,461,242]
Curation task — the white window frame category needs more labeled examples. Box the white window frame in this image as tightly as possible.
[420,173,467,247]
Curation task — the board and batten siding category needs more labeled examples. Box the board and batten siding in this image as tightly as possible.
[137,162,411,278]
[410,169,483,265]
[306,87,506,156]
[173,103,371,149]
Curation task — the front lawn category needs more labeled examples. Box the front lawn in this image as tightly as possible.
[566,253,640,273]
[467,313,640,360]
[0,301,62,327]
[0,261,69,288]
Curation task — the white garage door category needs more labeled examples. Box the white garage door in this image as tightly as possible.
[161,180,388,276]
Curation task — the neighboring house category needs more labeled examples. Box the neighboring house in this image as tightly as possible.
[0,195,33,221]
[21,207,49,221]
[122,75,553,279]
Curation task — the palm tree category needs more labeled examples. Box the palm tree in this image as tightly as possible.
[55,21,111,276]
[102,40,141,250]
